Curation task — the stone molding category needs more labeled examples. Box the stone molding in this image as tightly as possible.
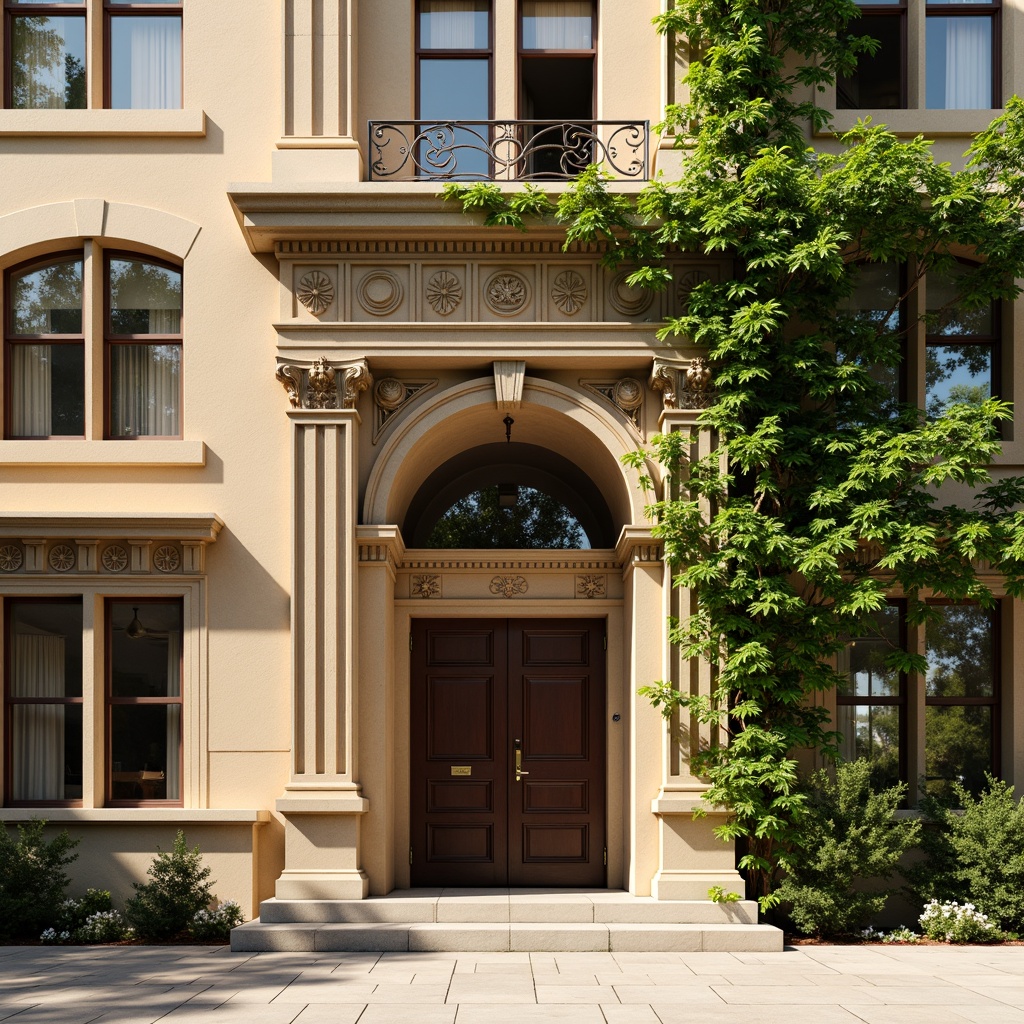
[356,525,406,575]
[494,360,526,410]
[276,357,372,410]
[650,356,715,411]
[615,526,663,572]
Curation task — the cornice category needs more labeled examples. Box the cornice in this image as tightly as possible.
[0,513,223,541]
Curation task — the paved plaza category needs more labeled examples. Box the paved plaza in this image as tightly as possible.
[3,943,1024,1023]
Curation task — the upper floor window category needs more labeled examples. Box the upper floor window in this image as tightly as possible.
[837,0,999,110]
[4,248,182,438]
[4,0,182,110]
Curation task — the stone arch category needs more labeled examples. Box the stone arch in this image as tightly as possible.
[363,375,653,535]
[0,200,200,267]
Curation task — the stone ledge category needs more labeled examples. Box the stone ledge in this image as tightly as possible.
[0,108,206,138]
[0,440,207,467]
[0,808,268,823]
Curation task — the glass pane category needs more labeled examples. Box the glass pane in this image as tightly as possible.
[925,704,992,799]
[109,15,182,109]
[10,600,83,698]
[12,704,82,801]
[844,262,901,328]
[838,605,901,697]
[926,604,995,697]
[426,485,589,548]
[837,14,904,108]
[10,14,86,109]
[926,16,992,109]
[110,602,183,698]
[108,259,182,334]
[111,705,180,801]
[836,704,901,789]
[10,258,83,335]
[522,1,593,49]
[925,343,992,416]
[418,58,490,178]
[420,0,489,49]
[108,343,181,437]
[927,262,993,335]
[9,344,85,437]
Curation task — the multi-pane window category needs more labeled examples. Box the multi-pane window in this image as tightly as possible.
[838,602,1000,800]
[838,0,906,109]
[925,261,997,418]
[925,0,997,110]
[837,0,999,110]
[3,0,182,110]
[4,599,84,804]
[4,249,183,439]
[107,599,182,804]
[417,0,491,178]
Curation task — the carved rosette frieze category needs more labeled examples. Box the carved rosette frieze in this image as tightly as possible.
[608,269,654,317]
[551,270,587,315]
[0,544,23,572]
[485,271,529,315]
[425,270,463,315]
[101,545,128,572]
[372,377,438,443]
[153,545,181,573]
[489,575,529,598]
[412,574,442,599]
[676,267,713,309]
[576,574,607,599]
[356,270,404,315]
[296,270,335,316]
[276,358,373,411]
[48,544,76,572]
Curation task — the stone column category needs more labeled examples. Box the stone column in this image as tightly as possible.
[648,358,746,899]
[275,0,362,182]
[274,357,373,900]
[616,526,665,896]
[355,524,405,896]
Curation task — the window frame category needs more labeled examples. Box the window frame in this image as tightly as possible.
[3,595,84,808]
[3,0,87,110]
[924,0,1000,111]
[517,0,597,120]
[837,0,907,110]
[102,249,183,440]
[101,0,182,111]
[104,595,183,808]
[415,0,494,121]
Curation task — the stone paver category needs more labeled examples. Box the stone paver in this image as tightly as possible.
[2,944,1024,1022]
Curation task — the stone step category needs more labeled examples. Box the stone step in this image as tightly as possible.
[256,891,759,926]
[230,920,783,953]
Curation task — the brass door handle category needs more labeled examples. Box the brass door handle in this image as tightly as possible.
[514,738,529,782]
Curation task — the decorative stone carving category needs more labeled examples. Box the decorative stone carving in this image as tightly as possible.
[412,574,441,598]
[576,574,607,599]
[307,357,338,409]
[341,361,373,409]
[490,575,528,598]
[650,360,680,410]
[485,271,529,315]
[494,360,526,411]
[153,545,181,573]
[676,267,713,309]
[425,270,463,316]
[48,544,76,572]
[0,544,23,572]
[356,270,404,316]
[101,545,128,572]
[296,270,335,316]
[551,270,587,315]
[372,378,437,442]
[276,364,302,408]
[580,378,644,432]
[608,269,654,316]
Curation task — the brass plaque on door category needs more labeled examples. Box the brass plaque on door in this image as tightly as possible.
[450,766,472,776]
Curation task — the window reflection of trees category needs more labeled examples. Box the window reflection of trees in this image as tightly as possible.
[11,15,86,110]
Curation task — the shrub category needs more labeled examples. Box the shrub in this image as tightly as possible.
[189,900,244,941]
[774,759,921,937]
[0,819,79,941]
[54,888,114,934]
[919,900,1001,943]
[907,775,1024,934]
[124,831,215,940]
[75,910,132,944]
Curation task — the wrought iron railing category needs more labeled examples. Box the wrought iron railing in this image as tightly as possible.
[367,120,650,181]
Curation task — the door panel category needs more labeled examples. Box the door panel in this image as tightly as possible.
[411,618,605,887]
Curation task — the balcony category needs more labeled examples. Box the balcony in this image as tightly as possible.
[367,120,650,182]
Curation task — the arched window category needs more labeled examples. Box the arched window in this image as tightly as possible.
[4,248,182,439]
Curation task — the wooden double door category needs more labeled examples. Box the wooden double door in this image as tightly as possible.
[410,618,606,887]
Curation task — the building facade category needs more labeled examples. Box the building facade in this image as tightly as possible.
[1,0,1022,945]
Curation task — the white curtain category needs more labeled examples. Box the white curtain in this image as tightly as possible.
[123,17,181,108]
[523,1,593,49]
[12,634,66,802]
[9,346,51,437]
[109,345,180,436]
[944,19,990,108]
[165,631,181,801]
[421,1,481,49]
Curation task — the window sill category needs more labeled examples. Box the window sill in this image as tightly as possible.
[0,808,269,823]
[0,440,206,467]
[0,108,206,138]
[818,108,1004,138]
